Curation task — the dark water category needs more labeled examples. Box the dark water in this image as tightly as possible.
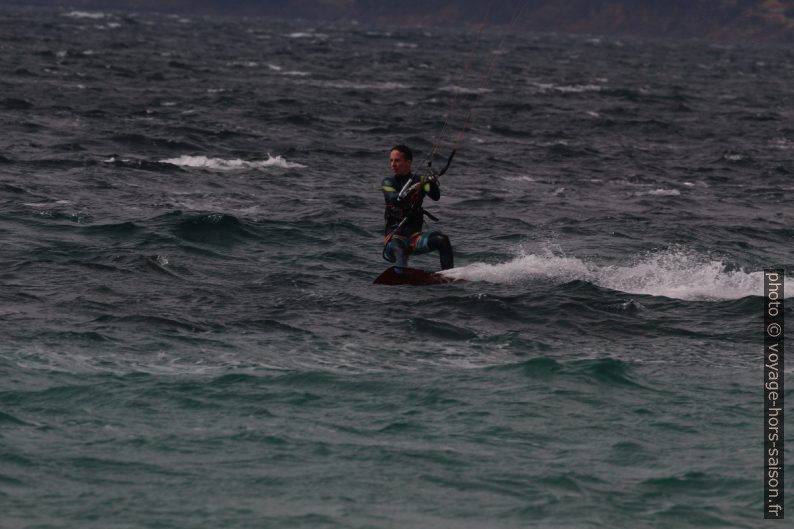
[1,5,792,528]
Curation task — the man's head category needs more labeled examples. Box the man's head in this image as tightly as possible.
[389,144,413,176]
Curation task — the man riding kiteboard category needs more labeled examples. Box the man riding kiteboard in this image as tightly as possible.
[381,144,454,273]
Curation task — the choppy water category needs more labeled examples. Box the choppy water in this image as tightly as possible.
[1,5,792,529]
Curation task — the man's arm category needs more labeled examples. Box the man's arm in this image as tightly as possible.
[423,174,440,201]
[382,177,399,205]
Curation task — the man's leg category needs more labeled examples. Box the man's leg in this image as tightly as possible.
[386,238,410,272]
[427,232,453,270]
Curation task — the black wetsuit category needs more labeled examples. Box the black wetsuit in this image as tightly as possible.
[382,171,439,236]
[381,172,453,270]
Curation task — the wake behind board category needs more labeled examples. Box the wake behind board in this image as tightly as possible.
[373,266,463,286]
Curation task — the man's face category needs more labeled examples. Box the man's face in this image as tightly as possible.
[389,150,412,176]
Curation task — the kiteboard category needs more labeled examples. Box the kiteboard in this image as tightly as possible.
[373,266,463,286]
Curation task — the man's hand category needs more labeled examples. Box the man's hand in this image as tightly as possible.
[398,182,423,206]
[421,174,438,187]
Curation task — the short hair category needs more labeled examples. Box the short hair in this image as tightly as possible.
[390,144,413,161]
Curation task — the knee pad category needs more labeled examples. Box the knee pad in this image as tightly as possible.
[427,232,451,251]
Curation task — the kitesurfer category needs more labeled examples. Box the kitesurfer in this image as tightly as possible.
[382,144,453,272]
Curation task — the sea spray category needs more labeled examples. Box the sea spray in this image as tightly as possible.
[444,247,776,301]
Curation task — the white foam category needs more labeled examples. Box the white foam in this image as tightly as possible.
[160,154,306,170]
[597,252,765,301]
[444,252,591,285]
[506,175,536,183]
[531,82,603,94]
[229,61,259,68]
[23,200,71,208]
[442,249,784,301]
[64,10,106,19]
[286,31,328,39]
[772,138,794,150]
[241,61,306,75]
[639,188,681,196]
[307,80,407,90]
[439,86,492,95]
[554,84,603,93]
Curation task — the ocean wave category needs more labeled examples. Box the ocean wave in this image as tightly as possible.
[443,249,780,301]
[103,157,184,172]
[300,80,409,91]
[63,10,107,19]
[531,82,603,94]
[266,63,311,76]
[172,213,255,245]
[439,85,492,95]
[111,134,201,152]
[160,154,306,170]
[490,356,655,391]
[1,97,34,110]
[285,31,329,39]
[638,188,682,196]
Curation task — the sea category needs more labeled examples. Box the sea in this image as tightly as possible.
[0,4,792,529]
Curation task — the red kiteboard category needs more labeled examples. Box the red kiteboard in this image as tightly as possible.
[373,266,464,286]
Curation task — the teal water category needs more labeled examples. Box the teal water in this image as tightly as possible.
[1,357,760,528]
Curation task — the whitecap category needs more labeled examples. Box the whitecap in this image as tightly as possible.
[638,188,681,196]
[160,154,306,170]
[267,63,312,76]
[23,200,72,208]
[439,86,492,95]
[313,80,408,90]
[63,10,106,19]
[286,32,328,39]
[229,61,259,68]
[506,175,536,182]
[531,82,603,94]
[556,84,603,93]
